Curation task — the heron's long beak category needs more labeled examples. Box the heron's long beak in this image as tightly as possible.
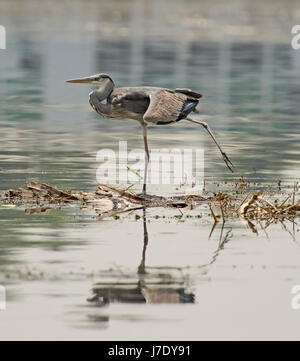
[65,77,93,84]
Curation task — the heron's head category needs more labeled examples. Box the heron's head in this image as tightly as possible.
[65,73,114,87]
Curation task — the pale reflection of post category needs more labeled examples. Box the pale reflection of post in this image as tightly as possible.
[217,42,231,120]
[0,25,8,99]
[130,0,144,85]
[292,40,300,112]
[0,25,6,49]
[0,285,5,310]
[173,0,188,87]
[260,43,273,114]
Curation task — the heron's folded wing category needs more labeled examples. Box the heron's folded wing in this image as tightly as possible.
[110,88,151,114]
[143,90,186,125]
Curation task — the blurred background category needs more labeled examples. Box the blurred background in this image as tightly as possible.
[0,0,299,191]
[0,0,300,341]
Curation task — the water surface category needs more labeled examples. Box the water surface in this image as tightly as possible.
[0,0,300,340]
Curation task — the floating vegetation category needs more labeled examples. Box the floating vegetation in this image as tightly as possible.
[1,181,299,231]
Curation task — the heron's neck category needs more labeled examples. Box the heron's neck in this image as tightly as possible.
[96,80,114,101]
[89,80,114,115]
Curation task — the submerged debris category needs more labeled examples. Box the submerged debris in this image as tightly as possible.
[1,181,299,227]
[3,181,79,203]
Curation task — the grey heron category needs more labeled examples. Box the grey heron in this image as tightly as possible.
[65,73,234,194]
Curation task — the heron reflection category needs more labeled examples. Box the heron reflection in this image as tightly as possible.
[87,208,194,306]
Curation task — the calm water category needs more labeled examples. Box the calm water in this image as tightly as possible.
[0,0,300,340]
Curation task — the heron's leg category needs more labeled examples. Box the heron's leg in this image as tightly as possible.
[186,117,234,173]
[141,123,150,194]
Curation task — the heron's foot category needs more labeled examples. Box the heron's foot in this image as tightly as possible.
[221,152,234,173]
[137,191,149,199]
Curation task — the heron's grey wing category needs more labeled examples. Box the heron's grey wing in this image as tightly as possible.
[110,88,150,114]
[143,89,197,125]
